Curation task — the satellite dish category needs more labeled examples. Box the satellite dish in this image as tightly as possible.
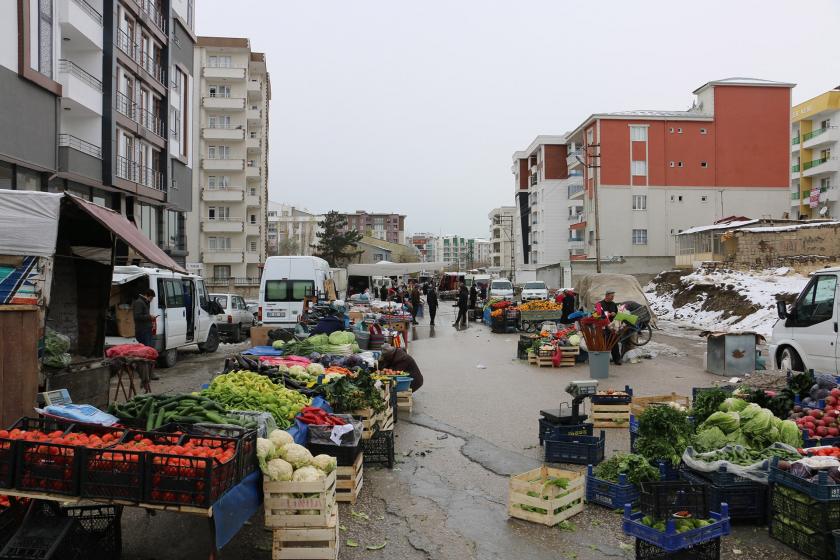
[820,206,829,216]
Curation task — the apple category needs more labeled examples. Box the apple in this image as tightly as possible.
[811,410,824,419]
[817,426,829,437]
[831,388,840,398]
[829,428,839,437]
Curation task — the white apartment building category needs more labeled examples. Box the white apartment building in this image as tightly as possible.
[435,235,471,269]
[791,88,840,220]
[187,37,270,287]
[408,233,437,263]
[267,202,323,256]
[473,238,491,267]
[488,207,515,278]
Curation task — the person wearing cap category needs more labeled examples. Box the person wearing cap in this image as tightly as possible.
[379,344,423,392]
[598,289,623,365]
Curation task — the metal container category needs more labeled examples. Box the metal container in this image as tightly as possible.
[705,332,757,376]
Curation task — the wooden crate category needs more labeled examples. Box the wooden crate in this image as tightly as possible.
[397,390,413,414]
[557,346,579,368]
[508,466,584,527]
[590,403,630,428]
[380,405,394,432]
[264,470,337,528]
[535,356,554,368]
[272,504,339,560]
[630,393,690,417]
[335,452,363,504]
[527,351,537,365]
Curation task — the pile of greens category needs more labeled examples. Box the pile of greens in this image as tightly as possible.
[691,397,801,452]
[690,388,730,425]
[593,453,659,485]
[314,369,386,413]
[692,444,800,466]
[635,404,693,467]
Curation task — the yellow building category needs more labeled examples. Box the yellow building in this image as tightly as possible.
[791,89,840,218]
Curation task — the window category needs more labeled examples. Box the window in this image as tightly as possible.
[208,206,231,220]
[0,163,12,189]
[208,145,230,159]
[791,274,837,327]
[136,203,157,244]
[16,168,41,192]
[630,126,648,141]
[249,214,257,225]
[249,186,257,196]
[677,161,684,168]
[700,128,707,135]
[822,119,831,130]
[249,240,257,252]
[632,195,647,210]
[162,279,185,308]
[700,161,708,168]
[632,229,648,245]
[264,280,315,302]
[211,295,228,308]
[677,195,683,202]
[208,55,232,68]
[701,195,708,202]
[213,265,231,279]
[208,237,232,250]
[669,161,675,168]
[631,160,647,176]
[586,129,594,144]
[208,85,230,98]
[37,0,54,78]
[677,128,683,134]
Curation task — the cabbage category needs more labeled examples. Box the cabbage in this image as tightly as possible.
[310,455,336,474]
[779,420,803,447]
[741,409,775,441]
[272,340,285,349]
[307,363,325,376]
[288,365,308,378]
[568,334,581,346]
[701,411,740,434]
[268,429,294,449]
[292,465,325,482]
[692,427,728,452]
[266,458,293,481]
[328,331,356,345]
[719,398,748,413]
[283,443,313,469]
[257,438,275,471]
[738,403,763,422]
[725,430,749,446]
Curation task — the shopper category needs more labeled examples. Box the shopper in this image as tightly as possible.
[597,289,622,365]
[379,284,388,302]
[133,289,156,347]
[410,285,421,325]
[379,344,423,392]
[453,283,469,329]
[469,284,478,310]
[559,289,577,324]
[427,285,438,326]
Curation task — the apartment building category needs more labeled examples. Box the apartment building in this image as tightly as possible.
[186,37,270,288]
[0,0,196,266]
[266,202,322,256]
[791,88,840,219]
[339,211,406,245]
[511,135,581,276]
[488,207,515,278]
[408,233,437,263]
[435,235,476,269]
[473,239,491,267]
[566,77,793,266]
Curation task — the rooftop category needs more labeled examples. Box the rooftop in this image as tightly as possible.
[692,77,795,94]
[197,36,250,49]
[512,134,568,161]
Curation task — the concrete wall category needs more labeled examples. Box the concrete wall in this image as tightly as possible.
[59,147,102,183]
[0,66,58,171]
[569,256,674,287]
[725,224,840,268]
[535,263,573,289]
[169,159,192,212]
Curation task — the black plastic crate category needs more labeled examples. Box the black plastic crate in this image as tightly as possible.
[537,419,593,446]
[591,386,633,405]
[685,465,753,486]
[771,485,840,532]
[770,515,835,560]
[14,443,82,496]
[0,502,77,560]
[0,499,27,552]
[635,537,720,560]
[79,446,145,502]
[172,424,257,480]
[544,430,605,465]
[65,505,122,560]
[362,430,394,469]
[308,442,362,467]
[0,418,70,490]
[639,480,708,519]
[681,470,766,523]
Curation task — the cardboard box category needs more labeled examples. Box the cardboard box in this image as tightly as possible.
[250,326,272,347]
[115,306,135,337]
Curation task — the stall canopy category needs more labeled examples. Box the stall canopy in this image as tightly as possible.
[0,190,62,257]
[67,194,186,273]
[347,261,448,276]
[574,273,657,327]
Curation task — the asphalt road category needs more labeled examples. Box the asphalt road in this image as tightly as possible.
[117,308,806,560]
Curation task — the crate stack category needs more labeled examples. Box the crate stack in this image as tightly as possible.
[264,470,339,560]
[769,462,840,559]
[397,390,413,414]
[589,386,632,429]
[680,467,768,524]
[544,430,605,465]
[335,452,363,505]
[360,381,395,470]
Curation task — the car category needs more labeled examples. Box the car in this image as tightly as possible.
[521,281,549,301]
[209,293,255,343]
[488,278,514,302]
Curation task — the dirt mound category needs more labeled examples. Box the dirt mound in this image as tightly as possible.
[672,283,760,321]
[649,269,692,296]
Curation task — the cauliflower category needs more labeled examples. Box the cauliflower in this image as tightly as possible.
[257,438,275,472]
[291,465,325,482]
[310,454,336,474]
[266,458,293,481]
[288,365,308,379]
[307,363,325,376]
[283,443,313,469]
[269,429,294,449]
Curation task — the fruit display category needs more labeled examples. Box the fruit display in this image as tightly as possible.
[789,387,840,438]
[519,300,561,311]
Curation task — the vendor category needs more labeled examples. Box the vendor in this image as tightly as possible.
[557,289,577,324]
[597,289,623,366]
[379,344,423,392]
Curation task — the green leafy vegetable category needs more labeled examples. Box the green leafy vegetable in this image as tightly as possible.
[691,389,730,424]
[346,539,359,548]
[719,397,748,413]
[366,541,388,550]
[593,453,659,485]
[700,411,740,434]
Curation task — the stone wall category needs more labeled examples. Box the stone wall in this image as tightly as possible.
[724,223,840,268]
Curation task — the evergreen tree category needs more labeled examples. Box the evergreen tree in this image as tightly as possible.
[312,211,363,266]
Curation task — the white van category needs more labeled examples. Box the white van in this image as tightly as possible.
[106,266,220,367]
[771,267,840,373]
[489,278,514,301]
[259,256,332,327]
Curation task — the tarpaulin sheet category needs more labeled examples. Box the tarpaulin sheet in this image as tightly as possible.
[574,273,657,326]
[213,470,261,549]
[241,345,283,356]
[0,190,61,256]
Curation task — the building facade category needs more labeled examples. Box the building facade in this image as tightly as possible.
[473,238,491,268]
[0,0,196,266]
[488,206,515,277]
[186,36,269,287]
[266,202,322,256]
[791,88,840,219]
[435,235,479,269]
[567,77,793,262]
[339,211,406,245]
[408,233,437,263]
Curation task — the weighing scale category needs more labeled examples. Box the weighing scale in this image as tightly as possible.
[539,380,599,425]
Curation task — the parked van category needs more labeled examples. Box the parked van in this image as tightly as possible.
[771,268,840,373]
[489,278,515,301]
[106,266,220,367]
[259,256,332,327]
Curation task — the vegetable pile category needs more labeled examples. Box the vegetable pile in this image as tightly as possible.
[278,333,360,356]
[514,476,580,516]
[518,300,561,311]
[592,453,659,485]
[109,393,254,431]
[634,404,693,467]
[202,371,311,429]
[789,386,840,439]
[638,515,716,533]
[295,407,346,426]
[314,370,387,414]
[692,397,801,452]
[688,444,800,466]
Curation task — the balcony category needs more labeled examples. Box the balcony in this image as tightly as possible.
[59,0,103,50]
[247,80,261,97]
[567,149,583,168]
[202,96,246,111]
[201,186,244,202]
[138,107,166,138]
[57,59,102,115]
[202,124,245,141]
[246,163,261,178]
[115,156,164,190]
[245,251,261,264]
[59,134,101,159]
[202,158,245,171]
[202,249,244,264]
[568,212,584,222]
[529,175,538,186]
[203,66,247,80]
[567,183,585,199]
[246,136,261,151]
[247,107,262,123]
[202,217,244,233]
[803,157,840,177]
[821,186,839,203]
[58,134,102,182]
[803,127,840,150]
[245,192,260,207]
[792,136,800,147]
[140,52,167,87]
[792,163,800,173]
[245,222,260,236]
[568,240,584,251]
[115,27,138,61]
[138,0,167,33]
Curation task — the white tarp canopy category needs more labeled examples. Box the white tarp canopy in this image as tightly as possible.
[574,273,657,326]
[347,261,449,276]
[0,191,62,257]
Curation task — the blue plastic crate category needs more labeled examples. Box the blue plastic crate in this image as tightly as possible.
[622,503,730,552]
[629,414,639,452]
[770,460,840,501]
[801,428,840,448]
[537,419,593,446]
[681,469,767,522]
[591,386,633,405]
[684,465,754,487]
[656,460,681,481]
[585,465,640,509]
[544,430,605,465]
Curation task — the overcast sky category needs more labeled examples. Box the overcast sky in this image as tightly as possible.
[197,0,840,239]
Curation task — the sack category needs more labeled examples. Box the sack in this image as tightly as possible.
[106,343,159,360]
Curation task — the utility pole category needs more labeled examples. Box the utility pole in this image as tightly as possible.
[581,143,602,273]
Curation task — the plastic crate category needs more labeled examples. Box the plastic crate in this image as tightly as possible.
[684,465,753,486]
[361,429,394,469]
[585,465,640,509]
[771,485,840,532]
[591,386,633,405]
[0,418,69,490]
[654,460,681,482]
[64,505,122,560]
[770,460,840,501]
[681,469,767,523]
[0,500,27,552]
[0,515,76,560]
[622,503,730,553]
[630,414,639,453]
[771,515,834,560]
[14,443,81,496]
[639,480,708,519]
[635,537,720,560]
[307,441,362,467]
[544,430,605,466]
[79,446,146,502]
[800,429,840,448]
[537,419,593,446]
[173,424,258,480]
[144,434,241,508]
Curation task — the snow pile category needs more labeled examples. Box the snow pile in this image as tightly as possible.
[646,268,809,336]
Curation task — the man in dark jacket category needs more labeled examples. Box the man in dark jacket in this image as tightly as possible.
[427,285,438,326]
[133,289,156,347]
[469,284,478,311]
[410,285,421,325]
[379,344,423,392]
[379,284,388,301]
[453,283,469,329]
[597,289,622,365]
[558,289,577,324]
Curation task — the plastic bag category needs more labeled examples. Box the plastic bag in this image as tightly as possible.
[307,414,362,447]
[682,442,800,484]
[43,404,119,426]
[43,328,72,368]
